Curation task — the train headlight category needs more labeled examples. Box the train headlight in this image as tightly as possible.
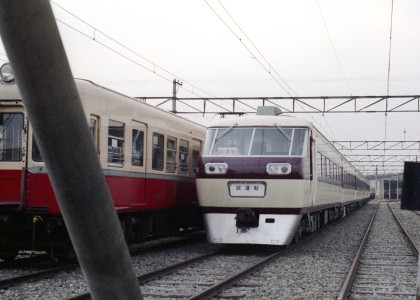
[266,163,291,175]
[0,63,14,83]
[205,162,228,175]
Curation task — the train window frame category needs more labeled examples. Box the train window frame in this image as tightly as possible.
[192,139,202,174]
[178,139,189,175]
[316,152,322,177]
[89,115,100,154]
[166,136,177,173]
[131,129,144,167]
[107,119,125,167]
[0,112,24,162]
[205,127,309,157]
[152,132,164,171]
[32,135,43,162]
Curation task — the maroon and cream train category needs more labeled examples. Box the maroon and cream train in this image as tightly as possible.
[0,74,205,258]
[196,106,370,245]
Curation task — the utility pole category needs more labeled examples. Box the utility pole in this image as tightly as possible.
[172,79,182,113]
[0,2,142,299]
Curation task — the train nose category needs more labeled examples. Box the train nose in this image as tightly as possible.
[235,208,259,229]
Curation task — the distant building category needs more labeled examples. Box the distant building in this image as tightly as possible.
[369,175,402,200]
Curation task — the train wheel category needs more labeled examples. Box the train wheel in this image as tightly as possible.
[293,225,303,243]
[0,245,19,261]
[152,211,180,237]
[63,242,78,262]
[125,214,153,242]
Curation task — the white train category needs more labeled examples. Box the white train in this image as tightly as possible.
[196,106,370,245]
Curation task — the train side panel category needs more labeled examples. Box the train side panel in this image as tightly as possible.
[0,79,205,257]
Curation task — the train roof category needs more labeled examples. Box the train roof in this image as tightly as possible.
[0,78,206,131]
[207,114,313,128]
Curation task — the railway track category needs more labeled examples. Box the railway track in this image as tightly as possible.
[68,247,294,300]
[68,228,321,299]
[0,232,208,297]
[0,263,77,290]
[338,203,419,299]
[3,203,419,299]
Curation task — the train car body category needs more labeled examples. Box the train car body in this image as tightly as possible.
[196,106,370,245]
[0,78,205,258]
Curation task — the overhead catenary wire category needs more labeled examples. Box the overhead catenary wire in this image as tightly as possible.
[204,0,341,141]
[50,1,251,118]
[51,0,230,105]
[216,0,296,97]
[316,0,352,96]
[204,0,295,97]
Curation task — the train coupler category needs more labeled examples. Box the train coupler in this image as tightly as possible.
[235,208,259,232]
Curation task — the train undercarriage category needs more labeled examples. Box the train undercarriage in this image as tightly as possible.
[0,205,202,261]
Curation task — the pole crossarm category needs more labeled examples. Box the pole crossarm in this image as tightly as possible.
[138,95,420,114]
[332,141,420,176]
[332,141,420,151]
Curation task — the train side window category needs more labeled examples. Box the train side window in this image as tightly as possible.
[107,120,125,166]
[179,139,189,175]
[32,135,43,162]
[325,158,330,178]
[291,128,308,156]
[132,129,144,166]
[316,152,322,177]
[322,155,327,177]
[192,140,202,174]
[0,113,24,161]
[89,115,100,153]
[166,136,177,173]
[152,133,164,171]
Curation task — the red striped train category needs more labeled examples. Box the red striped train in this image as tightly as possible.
[0,72,205,259]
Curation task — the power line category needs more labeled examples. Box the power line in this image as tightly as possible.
[203,0,295,97]
[216,0,296,97]
[203,0,341,141]
[51,1,220,100]
[316,0,352,95]
[50,1,262,115]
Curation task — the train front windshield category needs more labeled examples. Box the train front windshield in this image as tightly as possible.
[203,127,308,156]
[0,113,23,161]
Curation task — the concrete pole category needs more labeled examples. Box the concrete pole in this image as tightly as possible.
[0,1,142,299]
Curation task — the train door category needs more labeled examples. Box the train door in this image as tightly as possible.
[166,135,178,203]
[130,120,147,205]
[0,109,27,209]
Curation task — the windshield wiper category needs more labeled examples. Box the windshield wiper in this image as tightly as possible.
[274,123,291,143]
[214,123,238,143]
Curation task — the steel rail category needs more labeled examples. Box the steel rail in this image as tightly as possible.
[187,247,289,300]
[0,264,77,289]
[387,204,419,256]
[66,250,220,300]
[383,204,420,300]
[188,229,325,300]
[337,204,379,300]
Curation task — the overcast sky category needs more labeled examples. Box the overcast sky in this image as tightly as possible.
[1,0,419,174]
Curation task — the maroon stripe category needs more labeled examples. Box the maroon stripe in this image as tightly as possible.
[196,157,311,180]
[200,202,342,215]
